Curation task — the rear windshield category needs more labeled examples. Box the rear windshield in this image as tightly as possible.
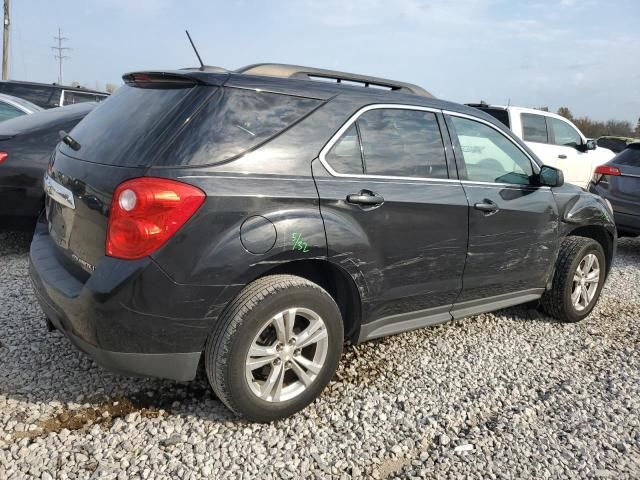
[60,84,194,167]
[479,108,510,128]
[615,145,640,166]
[157,87,322,167]
[0,83,60,108]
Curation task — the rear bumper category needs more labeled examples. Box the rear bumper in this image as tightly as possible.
[29,220,231,381]
[614,211,640,235]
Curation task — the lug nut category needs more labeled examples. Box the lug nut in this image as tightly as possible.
[288,338,296,346]
[273,358,282,366]
[294,349,301,356]
[276,343,283,352]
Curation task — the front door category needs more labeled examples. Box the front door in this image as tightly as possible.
[445,113,559,315]
[313,106,469,339]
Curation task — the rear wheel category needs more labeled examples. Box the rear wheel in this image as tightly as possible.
[205,275,343,422]
[541,237,606,322]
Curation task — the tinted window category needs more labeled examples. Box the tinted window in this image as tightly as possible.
[549,117,582,147]
[161,87,321,166]
[450,116,534,185]
[325,124,364,174]
[63,91,108,105]
[615,145,640,167]
[61,84,194,166]
[0,83,59,108]
[356,109,448,178]
[0,102,25,121]
[479,108,510,128]
[521,113,548,143]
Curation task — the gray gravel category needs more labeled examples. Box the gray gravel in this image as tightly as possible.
[1,229,639,479]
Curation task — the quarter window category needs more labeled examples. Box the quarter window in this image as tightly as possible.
[549,117,582,148]
[450,116,534,185]
[521,113,548,143]
[356,109,448,178]
[325,124,364,174]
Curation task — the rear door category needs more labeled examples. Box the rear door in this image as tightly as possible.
[313,105,469,338]
[445,112,558,314]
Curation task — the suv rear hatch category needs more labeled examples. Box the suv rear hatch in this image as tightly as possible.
[45,70,324,273]
[45,72,215,271]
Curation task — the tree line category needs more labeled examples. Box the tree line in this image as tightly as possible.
[539,106,640,139]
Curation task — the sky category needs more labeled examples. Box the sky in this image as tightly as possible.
[9,0,640,123]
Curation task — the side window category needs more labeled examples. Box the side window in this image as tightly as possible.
[0,102,25,121]
[325,124,364,174]
[356,109,448,178]
[521,113,548,143]
[549,117,582,148]
[450,115,534,185]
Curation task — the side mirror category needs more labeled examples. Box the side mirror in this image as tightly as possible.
[586,139,597,150]
[539,165,564,187]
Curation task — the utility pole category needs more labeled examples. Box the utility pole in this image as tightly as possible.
[51,27,70,85]
[2,0,9,80]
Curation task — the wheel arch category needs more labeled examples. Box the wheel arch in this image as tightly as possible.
[566,225,614,274]
[255,259,363,344]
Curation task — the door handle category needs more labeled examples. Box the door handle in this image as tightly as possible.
[558,154,567,159]
[346,191,384,206]
[474,200,499,214]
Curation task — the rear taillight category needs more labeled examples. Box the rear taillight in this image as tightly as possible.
[106,177,205,260]
[592,165,621,186]
[594,165,621,176]
[0,152,8,165]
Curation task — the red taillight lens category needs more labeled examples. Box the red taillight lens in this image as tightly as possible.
[594,165,621,176]
[106,177,205,260]
[0,152,8,165]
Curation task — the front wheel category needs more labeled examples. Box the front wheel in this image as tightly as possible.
[541,237,606,322]
[204,275,343,422]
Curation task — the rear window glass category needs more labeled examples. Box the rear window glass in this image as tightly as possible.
[61,84,194,167]
[0,83,60,108]
[159,87,321,167]
[63,91,108,105]
[615,145,640,166]
[478,108,510,128]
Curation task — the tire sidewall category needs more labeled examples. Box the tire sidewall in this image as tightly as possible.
[224,284,343,422]
[562,241,606,322]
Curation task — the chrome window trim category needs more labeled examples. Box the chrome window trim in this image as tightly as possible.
[318,103,453,183]
[443,109,542,173]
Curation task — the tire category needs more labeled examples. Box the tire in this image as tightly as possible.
[204,274,343,422]
[541,236,606,323]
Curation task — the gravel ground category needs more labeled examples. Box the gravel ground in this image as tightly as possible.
[1,230,639,479]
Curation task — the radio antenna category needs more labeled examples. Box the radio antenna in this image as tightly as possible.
[185,30,204,70]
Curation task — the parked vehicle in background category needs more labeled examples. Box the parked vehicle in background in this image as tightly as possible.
[589,143,640,237]
[0,102,96,230]
[597,136,640,154]
[29,64,616,422]
[468,103,615,189]
[0,93,43,121]
[0,80,108,109]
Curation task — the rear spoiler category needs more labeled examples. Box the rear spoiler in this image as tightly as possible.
[122,70,229,87]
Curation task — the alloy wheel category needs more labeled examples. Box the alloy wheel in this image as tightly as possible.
[245,307,329,402]
[571,253,600,312]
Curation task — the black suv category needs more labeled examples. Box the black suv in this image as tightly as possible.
[29,64,616,421]
[0,80,108,109]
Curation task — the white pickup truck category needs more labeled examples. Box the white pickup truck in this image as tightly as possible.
[467,103,615,189]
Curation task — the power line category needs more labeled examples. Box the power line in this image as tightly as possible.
[51,27,70,84]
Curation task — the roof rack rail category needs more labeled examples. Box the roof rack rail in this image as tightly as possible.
[235,63,433,98]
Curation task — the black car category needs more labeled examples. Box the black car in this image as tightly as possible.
[589,143,640,236]
[29,64,616,421]
[0,102,95,230]
[0,80,108,109]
